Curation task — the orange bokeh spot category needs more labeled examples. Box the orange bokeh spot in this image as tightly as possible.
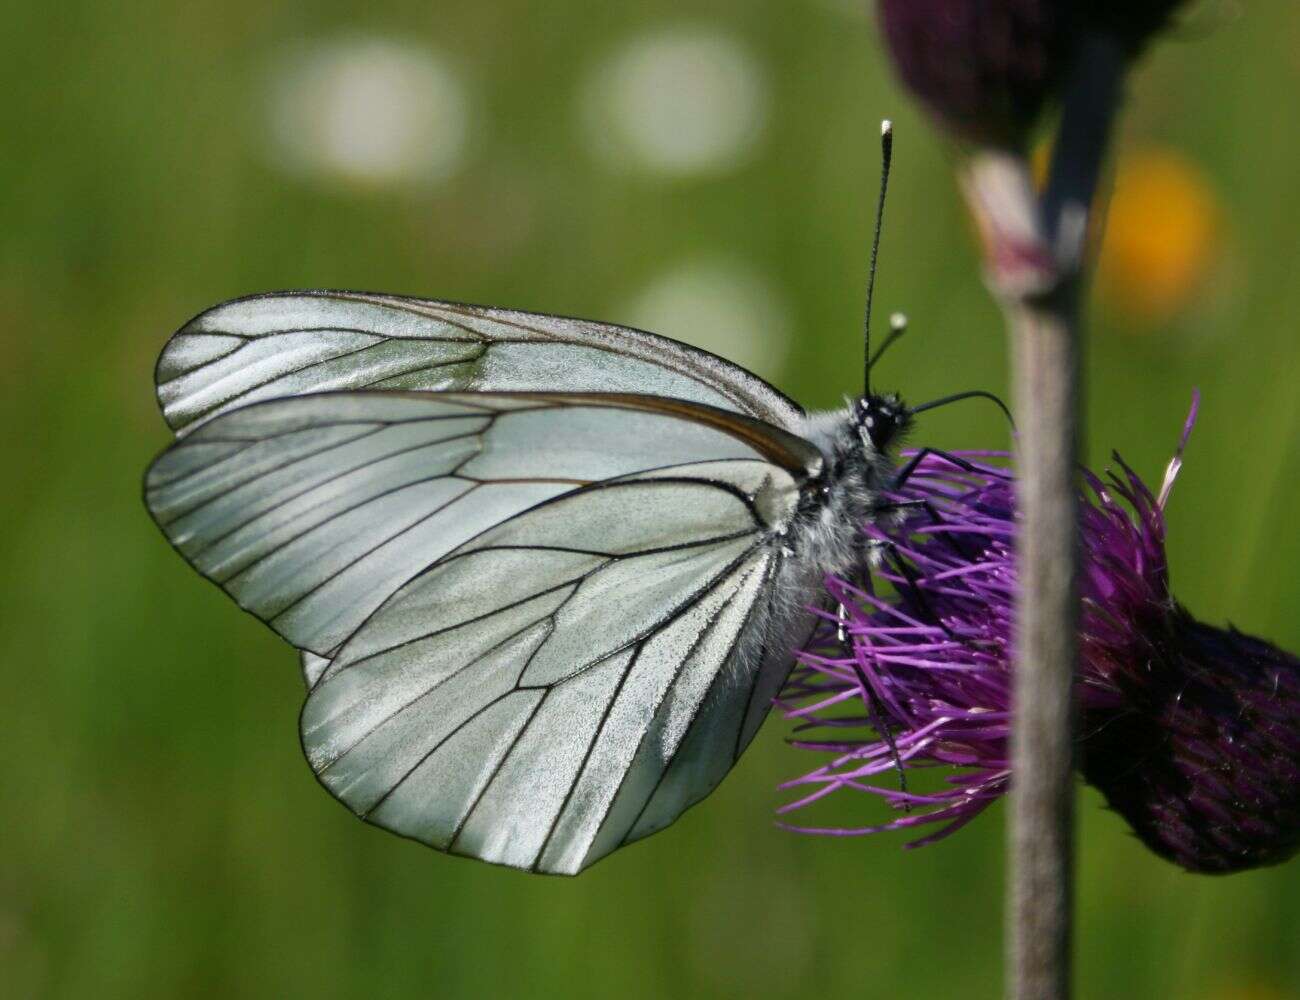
[1032,142,1223,327]
[1097,146,1222,326]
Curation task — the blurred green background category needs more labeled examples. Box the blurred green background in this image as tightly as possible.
[3,2,1298,997]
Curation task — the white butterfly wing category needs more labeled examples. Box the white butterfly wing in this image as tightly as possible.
[156,291,804,435]
[146,391,823,873]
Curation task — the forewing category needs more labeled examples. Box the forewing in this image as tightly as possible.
[145,391,819,660]
[156,291,804,435]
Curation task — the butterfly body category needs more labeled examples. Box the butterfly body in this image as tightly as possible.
[791,398,911,578]
[146,291,910,873]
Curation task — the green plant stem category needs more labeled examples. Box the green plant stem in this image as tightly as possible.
[962,32,1128,1000]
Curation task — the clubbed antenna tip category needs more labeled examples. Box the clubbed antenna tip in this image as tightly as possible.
[863,120,895,396]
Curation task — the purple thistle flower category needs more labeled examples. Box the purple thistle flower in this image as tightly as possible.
[779,395,1300,873]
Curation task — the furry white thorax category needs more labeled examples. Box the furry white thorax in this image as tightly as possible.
[784,401,909,579]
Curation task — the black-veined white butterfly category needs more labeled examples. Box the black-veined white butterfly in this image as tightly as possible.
[144,123,998,874]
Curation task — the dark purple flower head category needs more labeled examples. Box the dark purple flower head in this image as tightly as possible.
[779,396,1300,873]
[877,0,1067,149]
[875,0,1191,149]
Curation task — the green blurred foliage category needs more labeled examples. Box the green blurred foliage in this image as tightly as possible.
[2,2,1298,998]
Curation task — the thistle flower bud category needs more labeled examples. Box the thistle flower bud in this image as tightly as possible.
[876,0,1066,149]
[780,399,1300,873]
[875,0,1191,148]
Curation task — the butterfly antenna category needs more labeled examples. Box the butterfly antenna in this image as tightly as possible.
[867,311,909,373]
[863,119,894,398]
[910,389,1017,430]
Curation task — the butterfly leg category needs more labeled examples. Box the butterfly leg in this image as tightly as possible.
[870,497,930,516]
[882,543,961,643]
[892,446,997,491]
[837,599,910,809]
[872,496,978,563]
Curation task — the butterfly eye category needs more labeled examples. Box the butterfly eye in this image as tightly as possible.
[865,417,892,449]
[856,397,902,450]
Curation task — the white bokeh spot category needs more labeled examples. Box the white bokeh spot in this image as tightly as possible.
[622,258,791,380]
[266,37,471,187]
[581,27,768,178]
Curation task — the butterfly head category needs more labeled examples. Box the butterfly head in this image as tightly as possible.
[853,392,910,454]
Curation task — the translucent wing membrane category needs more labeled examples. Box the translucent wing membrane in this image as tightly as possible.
[145,391,822,872]
[156,291,804,435]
